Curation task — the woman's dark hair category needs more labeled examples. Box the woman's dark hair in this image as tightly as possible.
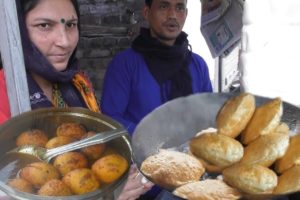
[0,54,2,69]
[20,0,80,28]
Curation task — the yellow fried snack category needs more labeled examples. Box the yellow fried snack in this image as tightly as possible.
[7,178,34,193]
[102,146,118,156]
[274,165,300,195]
[53,152,88,176]
[240,131,289,167]
[190,133,244,168]
[274,122,290,135]
[275,134,300,174]
[223,164,278,194]
[63,168,100,195]
[92,154,129,184]
[217,93,255,138]
[45,136,76,149]
[19,162,60,188]
[80,131,106,161]
[140,149,204,190]
[173,179,241,200]
[38,179,72,196]
[241,98,282,145]
[16,129,48,147]
[56,122,86,140]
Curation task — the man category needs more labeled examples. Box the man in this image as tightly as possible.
[101,0,212,199]
[101,0,212,135]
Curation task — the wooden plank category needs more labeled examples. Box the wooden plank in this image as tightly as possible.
[0,0,31,116]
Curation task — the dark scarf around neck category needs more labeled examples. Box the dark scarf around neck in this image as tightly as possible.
[132,28,193,102]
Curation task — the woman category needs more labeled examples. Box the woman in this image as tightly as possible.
[0,0,152,199]
[0,62,9,124]
[0,0,99,121]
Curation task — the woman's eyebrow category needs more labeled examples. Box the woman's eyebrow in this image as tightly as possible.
[31,18,78,23]
[66,18,78,23]
[31,18,55,23]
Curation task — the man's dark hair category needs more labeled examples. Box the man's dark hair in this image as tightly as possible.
[145,0,152,7]
[145,0,187,7]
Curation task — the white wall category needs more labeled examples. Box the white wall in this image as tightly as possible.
[183,0,216,85]
[240,0,300,106]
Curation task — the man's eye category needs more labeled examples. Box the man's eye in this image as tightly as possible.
[159,4,169,10]
[176,5,186,11]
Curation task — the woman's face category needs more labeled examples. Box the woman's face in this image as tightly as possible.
[25,0,79,71]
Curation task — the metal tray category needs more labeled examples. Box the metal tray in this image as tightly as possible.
[131,92,300,199]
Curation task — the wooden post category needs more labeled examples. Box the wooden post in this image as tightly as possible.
[0,0,31,116]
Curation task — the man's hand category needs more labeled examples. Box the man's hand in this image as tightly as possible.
[117,164,154,200]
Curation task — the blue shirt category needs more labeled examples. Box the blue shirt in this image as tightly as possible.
[101,48,212,135]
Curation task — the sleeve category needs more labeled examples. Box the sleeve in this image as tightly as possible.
[0,70,11,124]
[202,62,213,92]
[101,53,136,134]
[193,54,213,92]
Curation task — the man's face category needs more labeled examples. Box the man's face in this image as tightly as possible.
[143,0,188,46]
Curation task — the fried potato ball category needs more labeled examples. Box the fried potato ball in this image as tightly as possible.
[80,131,106,161]
[92,154,128,184]
[53,152,88,176]
[19,162,60,188]
[102,146,118,156]
[37,179,72,196]
[56,122,86,140]
[16,129,48,147]
[7,178,34,193]
[45,136,76,149]
[63,168,100,195]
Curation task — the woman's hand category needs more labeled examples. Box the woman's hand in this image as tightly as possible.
[117,164,154,200]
